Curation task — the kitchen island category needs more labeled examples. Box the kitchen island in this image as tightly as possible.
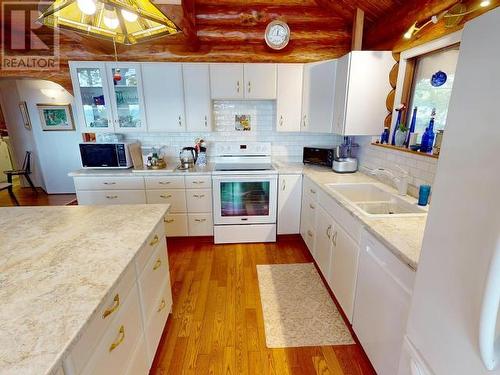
[0,204,171,375]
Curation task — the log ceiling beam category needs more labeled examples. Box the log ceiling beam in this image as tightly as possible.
[351,8,364,50]
[364,0,461,50]
[195,5,347,28]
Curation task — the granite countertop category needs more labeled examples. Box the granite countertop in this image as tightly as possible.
[0,204,170,375]
[276,162,427,270]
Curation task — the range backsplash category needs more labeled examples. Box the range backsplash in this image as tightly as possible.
[124,100,342,163]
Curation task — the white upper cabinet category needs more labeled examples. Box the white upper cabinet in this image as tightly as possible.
[183,64,212,132]
[333,51,393,136]
[210,63,244,99]
[142,63,185,132]
[106,62,147,132]
[70,61,114,132]
[243,64,277,99]
[302,60,336,133]
[276,64,304,132]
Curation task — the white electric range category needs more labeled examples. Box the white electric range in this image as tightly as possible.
[212,142,278,244]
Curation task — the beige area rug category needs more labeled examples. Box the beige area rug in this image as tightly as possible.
[256,262,354,348]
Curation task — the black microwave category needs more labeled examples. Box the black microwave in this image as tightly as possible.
[303,147,334,167]
[79,143,134,169]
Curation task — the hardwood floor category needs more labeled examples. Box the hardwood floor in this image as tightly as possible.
[151,236,375,375]
[0,180,76,206]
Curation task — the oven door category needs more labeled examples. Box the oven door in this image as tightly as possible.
[212,174,278,225]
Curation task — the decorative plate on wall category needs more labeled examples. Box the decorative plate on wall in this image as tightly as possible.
[431,71,447,87]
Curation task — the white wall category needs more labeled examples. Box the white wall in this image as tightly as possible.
[15,80,82,194]
[124,100,343,163]
[0,80,45,189]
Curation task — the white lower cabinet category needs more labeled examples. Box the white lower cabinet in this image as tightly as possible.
[76,190,146,205]
[314,205,335,283]
[164,213,188,236]
[353,230,415,375]
[81,284,143,375]
[329,222,359,323]
[277,174,302,235]
[64,220,172,375]
[187,213,213,236]
[73,174,213,237]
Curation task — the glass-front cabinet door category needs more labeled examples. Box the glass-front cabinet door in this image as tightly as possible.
[107,63,146,132]
[70,62,113,131]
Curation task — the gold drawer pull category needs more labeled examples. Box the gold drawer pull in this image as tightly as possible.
[150,235,159,246]
[164,218,174,223]
[194,218,207,223]
[193,194,205,198]
[109,325,125,352]
[192,181,205,184]
[310,189,316,194]
[153,258,162,270]
[309,204,315,209]
[103,182,116,185]
[106,195,118,199]
[102,294,120,319]
[158,181,171,185]
[157,299,166,312]
[160,194,172,199]
[307,230,313,237]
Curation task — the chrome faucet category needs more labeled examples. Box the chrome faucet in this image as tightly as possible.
[367,165,409,196]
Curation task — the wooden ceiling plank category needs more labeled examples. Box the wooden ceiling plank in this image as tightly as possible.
[364,0,460,49]
[313,0,355,22]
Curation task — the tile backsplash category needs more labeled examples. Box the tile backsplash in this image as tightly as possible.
[124,100,342,162]
[357,136,438,196]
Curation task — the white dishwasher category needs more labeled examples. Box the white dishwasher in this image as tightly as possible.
[353,230,416,375]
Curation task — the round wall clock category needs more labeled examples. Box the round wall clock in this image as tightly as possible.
[265,20,290,50]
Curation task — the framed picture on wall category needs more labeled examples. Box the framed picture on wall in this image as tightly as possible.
[36,103,75,131]
[19,101,32,130]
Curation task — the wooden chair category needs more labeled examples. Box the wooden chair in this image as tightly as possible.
[0,182,19,205]
[4,151,37,194]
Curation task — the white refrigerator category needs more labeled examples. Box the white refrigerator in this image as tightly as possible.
[398,7,500,375]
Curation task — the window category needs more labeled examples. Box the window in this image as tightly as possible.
[407,45,460,142]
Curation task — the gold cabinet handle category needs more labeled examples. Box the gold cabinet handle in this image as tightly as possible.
[248,81,251,93]
[102,294,120,319]
[307,230,313,237]
[106,195,118,199]
[164,218,174,224]
[279,115,283,127]
[149,234,159,246]
[236,80,240,93]
[157,299,166,312]
[109,325,125,352]
[192,181,205,185]
[309,203,315,209]
[303,114,307,128]
[204,115,208,127]
[178,115,182,127]
[326,225,332,239]
[103,182,116,185]
[193,194,205,198]
[195,218,207,223]
[153,258,162,270]
[158,181,171,185]
[160,194,172,199]
[282,179,286,191]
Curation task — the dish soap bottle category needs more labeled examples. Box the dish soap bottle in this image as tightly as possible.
[421,108,436,153]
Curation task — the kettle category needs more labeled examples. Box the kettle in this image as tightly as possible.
[179,147,198,170]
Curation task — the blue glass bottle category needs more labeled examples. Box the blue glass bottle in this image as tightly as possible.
[421,109,436,153]
[380,127,390,144]
[391,107,404,146]
[406,107,417,147]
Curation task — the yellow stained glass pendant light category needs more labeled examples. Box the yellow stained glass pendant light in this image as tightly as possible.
[38,0,180,45]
